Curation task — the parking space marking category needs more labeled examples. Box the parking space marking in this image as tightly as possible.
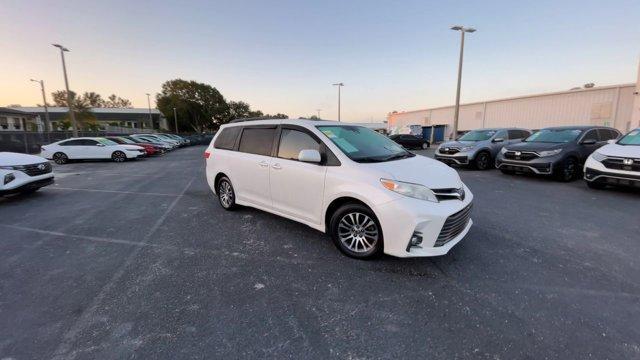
[48,186,181,197]
[52,174,198,360]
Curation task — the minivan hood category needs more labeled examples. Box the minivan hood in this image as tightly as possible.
[596,143,640,158]
[0,152,48,166]
[363,155,462,189]
[505,142,565,152]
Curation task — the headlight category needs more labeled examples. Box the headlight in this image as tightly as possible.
[591,151,606,162]
[538,149,562,157]
[380,179,438,203]
[4,173,15,185]
[500,147,508,154]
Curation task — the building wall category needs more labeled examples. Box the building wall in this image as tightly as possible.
[388,84,636,139]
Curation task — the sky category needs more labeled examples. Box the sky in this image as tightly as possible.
[1,0,639,122]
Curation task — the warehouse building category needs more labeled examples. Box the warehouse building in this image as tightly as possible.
[6,107,167,132]
[388,81,640,143]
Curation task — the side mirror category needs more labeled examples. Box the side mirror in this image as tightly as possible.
[492,138,504,143]
[298,149,321,163]
[581,139,597,145]
[607,139,616,144]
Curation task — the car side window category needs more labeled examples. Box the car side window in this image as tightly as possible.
[582,129,599,142]
[494,130,508,140]
[83,139,99,146]
[214,126,242,150]
[277,129,320,161]
[238,127,276,156]
[508,130,522,139]
[521,130,532,138]
[60,139,82,146]
[598,129,619,141]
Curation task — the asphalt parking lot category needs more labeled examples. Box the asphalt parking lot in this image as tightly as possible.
[1,145,639,359]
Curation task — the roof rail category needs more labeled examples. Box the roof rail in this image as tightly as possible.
[229,116,280,123]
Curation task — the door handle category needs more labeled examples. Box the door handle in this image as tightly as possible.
[272,163,282,170]
[259,161,269,167]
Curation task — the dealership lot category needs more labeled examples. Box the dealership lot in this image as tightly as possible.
[1,145,639,359]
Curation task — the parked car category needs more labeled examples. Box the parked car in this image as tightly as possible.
[495,126,621,181]
[131,134,178,149]
[205,119,473,259]
[41,137,146,164]
[123,136,170,153]
[389,134,430,150]
[105,136,158,156]
[0,152,54,195]
[154,133,185,147]
[160,133,189,146]
[435,128,531,170]
[583,128,640,189]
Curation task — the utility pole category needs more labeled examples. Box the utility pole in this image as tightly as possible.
[332,83,344,121]
[316,109,321,119]
[450,26,476,140]
[30,79,51,132]
[146,93,153,130]
[53,44,78,136]
[173,107,179,133]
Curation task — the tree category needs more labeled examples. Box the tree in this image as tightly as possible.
[105,94,132,108]
[156,79,230,132]
[50,90,97,130]
[82,92,105,107]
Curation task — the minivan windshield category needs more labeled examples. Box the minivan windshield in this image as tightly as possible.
[458,130,497,141]
[317,125,414,162]
[524,129,582,143]
[617,129,640,146]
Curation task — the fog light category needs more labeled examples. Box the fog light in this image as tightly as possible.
[406,231,423,252]
[4,173,15,185]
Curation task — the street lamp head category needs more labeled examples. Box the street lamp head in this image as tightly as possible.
[450,25,463,31]
[332,82,344,86]
[30,79,38,83]
[465,27,477,33]
[450,26,476,33]
[52,44,69,51]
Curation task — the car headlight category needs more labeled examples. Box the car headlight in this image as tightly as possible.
[538,149,562,157]
[4,173,15,185]
[591,151,606,162]
[380,179,438,203]
[500,147,508,154]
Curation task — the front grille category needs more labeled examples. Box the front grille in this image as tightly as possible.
[602,158,640,172]
[20,162,53,177]
[504,151,539,161]
[433,188,465,201]
[439,147,460,155]
[435,203,472,247]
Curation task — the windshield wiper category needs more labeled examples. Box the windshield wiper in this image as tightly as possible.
[381,152,415,161]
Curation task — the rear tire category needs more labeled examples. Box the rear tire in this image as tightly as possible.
[53,152,68,165]
[217,176,237,210]
[329,203,383,259]
[474,151,492,170]
[112,151,127,163]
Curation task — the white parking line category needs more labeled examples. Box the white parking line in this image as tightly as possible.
[48,187,180,197]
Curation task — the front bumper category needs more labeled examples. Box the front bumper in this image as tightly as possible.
[434,153,470,165]
[0,175,54,195]
[584,158,640,187]
[495,154,562,175]
[374,184,474,257]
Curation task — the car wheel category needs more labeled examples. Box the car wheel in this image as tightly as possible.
[112,151,127,163]
[53,152,68,165]
[330,203,383,259]
[421,142,430,149]
[556,158,578,182]
[586,181,605,190]
[217,176,237,210]
[474,152,491,170]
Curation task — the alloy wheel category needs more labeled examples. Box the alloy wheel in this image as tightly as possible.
[476,153,490,170]
[112,151,126,162]
[53,153,67,165]
[337,212,379,253]
[218,180,234,208]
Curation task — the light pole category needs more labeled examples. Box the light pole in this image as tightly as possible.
[30,79,51,132]
[450,26,476,140]
[145,93,153,130]
[52,44,78,136]
[332,83,344,121]
[173,107,179,133]
[316,109,321,119]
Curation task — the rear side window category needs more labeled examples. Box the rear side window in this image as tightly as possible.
[238,128,276,156]
[278,129,320,160]
[214,126,241,150]
[582,129,599,142]
[508,130,528,139]
[598,129,619,141]
[59,139,84,146]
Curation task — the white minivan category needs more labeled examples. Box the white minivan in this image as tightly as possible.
[205,119,473,259]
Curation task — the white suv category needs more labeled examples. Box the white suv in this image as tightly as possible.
[584,128,640,189]
[205,119,473,259]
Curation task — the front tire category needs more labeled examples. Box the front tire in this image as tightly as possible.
[112,151,127,163]
[53,152,68,165]
[474,151,492,170]
[330,204,383,259]
[217,176,237,210]
[556,158,578,182]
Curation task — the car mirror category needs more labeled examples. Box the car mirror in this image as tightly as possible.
[607,139,616,144]
[581,139,597,145]
[492,138,504,143]
[298,149,321,163]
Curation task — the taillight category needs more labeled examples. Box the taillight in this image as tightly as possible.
[204,151,211,159]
